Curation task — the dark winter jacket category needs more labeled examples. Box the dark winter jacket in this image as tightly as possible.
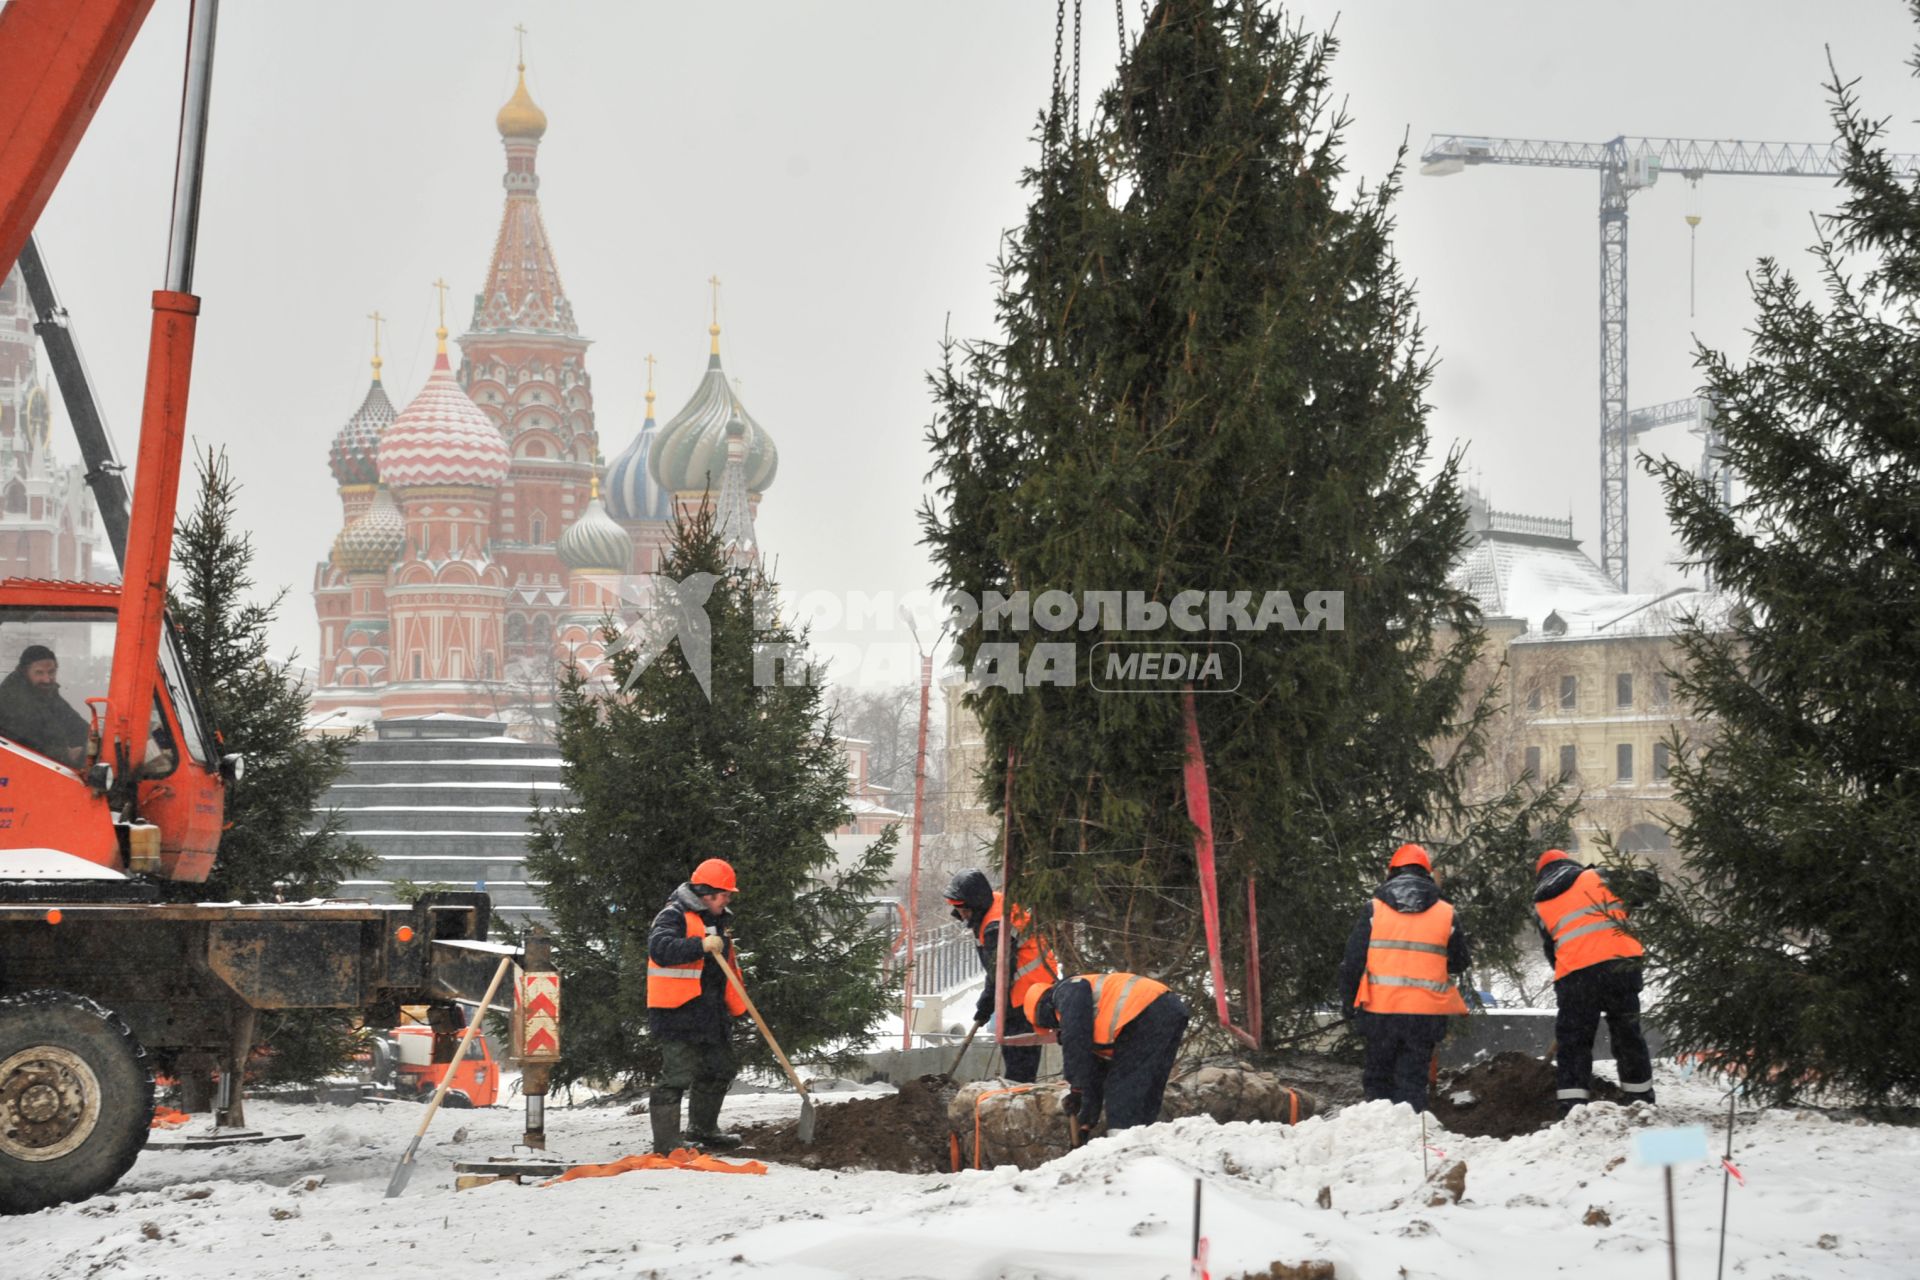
[647,882,738,1044]
[1533,860,1652,973]
[0,670,90,764]
[1044,976,1182,1127]
[948,869,1007,1024]
[1336,866,1472,1024]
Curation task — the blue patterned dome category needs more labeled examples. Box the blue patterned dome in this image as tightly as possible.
[605,397,672,523]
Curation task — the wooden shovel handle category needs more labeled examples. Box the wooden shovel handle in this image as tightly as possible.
[407,953,514,1144]
[715,952,812,1103]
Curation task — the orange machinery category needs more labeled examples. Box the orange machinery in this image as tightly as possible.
[0,0,557,1216]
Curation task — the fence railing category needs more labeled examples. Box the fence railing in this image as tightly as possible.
[893,920,980,998]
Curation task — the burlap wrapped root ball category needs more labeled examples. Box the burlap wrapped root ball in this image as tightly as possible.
[948,1080,1074,1170]
[948,1067,1318,1170]
[1160,1065,1320,1125]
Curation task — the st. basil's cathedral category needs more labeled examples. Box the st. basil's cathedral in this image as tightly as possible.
[309,59,775,728]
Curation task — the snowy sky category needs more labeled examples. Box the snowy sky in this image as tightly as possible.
[26,0,1920,684]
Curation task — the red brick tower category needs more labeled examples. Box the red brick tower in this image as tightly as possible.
[456,55,596,676]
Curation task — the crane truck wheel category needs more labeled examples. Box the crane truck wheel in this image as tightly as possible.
[0,991,154,1215]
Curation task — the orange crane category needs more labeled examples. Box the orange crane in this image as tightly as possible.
[0,0,558,1213]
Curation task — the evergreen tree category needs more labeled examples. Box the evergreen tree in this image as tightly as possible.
[1633,20,1920,1102]
[166,448,373,1084]
[923,0,1568,1036]
[528,506,898,1089]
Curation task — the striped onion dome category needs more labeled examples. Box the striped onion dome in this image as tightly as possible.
[332,486,406,572]
[376,340,510,492]
[605,397,671,523]
[328,376,396,488]
[557,489,632,574]
[649,330,777,495]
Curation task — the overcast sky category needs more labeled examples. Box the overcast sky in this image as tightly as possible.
[27,0,1920,686]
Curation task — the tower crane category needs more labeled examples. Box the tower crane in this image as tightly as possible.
[1421,133,1920,590]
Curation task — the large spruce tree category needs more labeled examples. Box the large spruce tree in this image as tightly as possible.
[528,507,898,1088]
[1633,23,1920,1102]
[923,0,1567,1035]
[167,448,372,1085]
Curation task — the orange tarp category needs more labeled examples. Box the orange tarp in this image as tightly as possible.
[149,1106,192,1129]
[544,1148,767,1184]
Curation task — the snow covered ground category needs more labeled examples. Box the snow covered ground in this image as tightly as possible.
[7,1058,1915,1279]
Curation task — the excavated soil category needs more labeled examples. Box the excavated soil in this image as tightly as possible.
[1428,1051,1624,1139]
[736,1074,961,1172]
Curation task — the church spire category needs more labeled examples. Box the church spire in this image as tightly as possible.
[368,309,385,383]
[470,37,575,337]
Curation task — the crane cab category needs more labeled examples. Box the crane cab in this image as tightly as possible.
[0,579,225,883]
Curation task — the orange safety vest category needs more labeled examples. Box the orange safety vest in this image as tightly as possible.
[1535,868,1644,981]
[1078,972,1170,1059]
[975,893,1060,1007]
[646,911,748,1016]
[1354,898,1469,1015]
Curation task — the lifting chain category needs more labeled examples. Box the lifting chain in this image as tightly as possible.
[1072,0,1083,141]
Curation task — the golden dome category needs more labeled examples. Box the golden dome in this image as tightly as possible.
[496,64,547,140]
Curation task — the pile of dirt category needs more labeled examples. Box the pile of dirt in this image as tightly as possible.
[736,1074,960,1172]
[1428,1051,1623,1139]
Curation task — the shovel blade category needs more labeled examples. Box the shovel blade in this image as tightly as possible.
[384,1137,422,1198]
[797,1095,816,1144]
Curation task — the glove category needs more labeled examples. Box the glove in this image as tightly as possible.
[971,1015,988,1031]
[701,933,727,956]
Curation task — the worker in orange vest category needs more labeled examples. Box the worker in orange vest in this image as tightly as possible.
[1025,973,1189,1137]
[944,868,1060,1083]
[646,857,749,1152]
[1534,849,1655,1114]
[1336,843,1471,1111]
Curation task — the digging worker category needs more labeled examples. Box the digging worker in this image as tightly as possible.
[1533,849,1656,1114]
[944,868,1060,1084]
[646,857,749,1153]
[1025,973,1189,1139]
[0,644,90,767]
[1337,843,1471,1112]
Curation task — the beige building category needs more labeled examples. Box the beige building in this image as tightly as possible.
[1451,490,1724,867]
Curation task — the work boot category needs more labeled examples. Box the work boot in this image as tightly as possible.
[648,1087,684,1153]
[687,1089,743,1151]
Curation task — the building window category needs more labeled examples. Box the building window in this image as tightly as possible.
[531,515,546,543]
[1524,746,1541,779]
[1617,743,1634,781]
[484,653,496,680]
[1653,742,1671,782]
[411,652,423,680]
[1616,673,1633,708]
[1652,673,1672,706]
[1526,685,1542,712]
[1559,745,1576,781]
[1560,675,1577,710]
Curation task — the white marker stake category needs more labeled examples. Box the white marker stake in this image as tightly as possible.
[1635,1124,1711,1280]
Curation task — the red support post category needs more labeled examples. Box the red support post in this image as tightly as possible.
[1182,685,1259,1049]
[900,650,933,1049]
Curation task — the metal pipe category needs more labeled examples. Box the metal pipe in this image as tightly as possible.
[163,0,219,293]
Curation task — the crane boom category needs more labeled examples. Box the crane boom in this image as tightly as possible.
[1421,131,1920,591]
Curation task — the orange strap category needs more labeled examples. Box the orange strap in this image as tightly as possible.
[971,1084,1042,1170]
[949,1130,961,1173]
[543,1148,768,1183]
[1287,1088,1299,1126]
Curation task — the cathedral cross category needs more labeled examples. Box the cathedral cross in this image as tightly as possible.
[514,23,528,68]
[431,277,450,328]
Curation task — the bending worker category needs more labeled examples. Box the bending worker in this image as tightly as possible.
[1026,973,1189,1139]
[646,857,748,1152]
[1337,842,1470,1112]
[1534,849,1655,1113]
[944,868,1060,1083]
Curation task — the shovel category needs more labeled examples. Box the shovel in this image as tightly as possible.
[385,953,514,1198]
[715,953,816,1144]
[937,1021,981,1083]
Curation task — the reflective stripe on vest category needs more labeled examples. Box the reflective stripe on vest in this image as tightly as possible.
[1356,898,1468,1015]
[646,910,748,1017]
[1082,972,1170,1057]
[1535,868,1644,980]
[977,893,1061,1004]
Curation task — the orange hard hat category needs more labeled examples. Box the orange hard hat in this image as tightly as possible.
[1535,849,1572,874]
[1389,843,1430,871]
[1022,982,1054,1028]
[691,858,738,893]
